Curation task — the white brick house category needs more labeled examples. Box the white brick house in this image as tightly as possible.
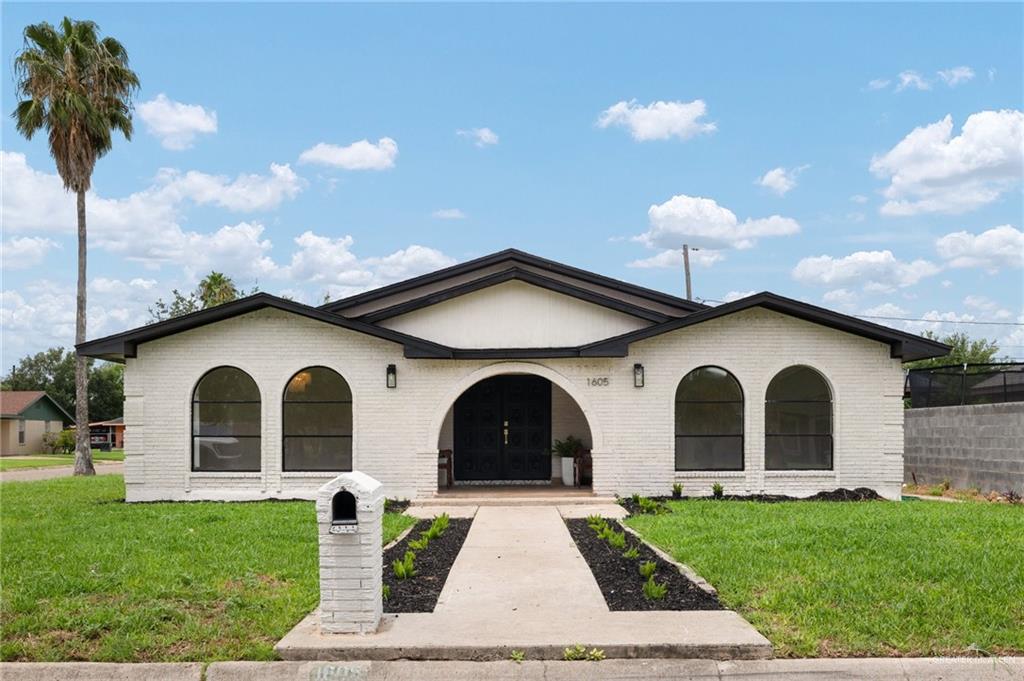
[78,249,947,502]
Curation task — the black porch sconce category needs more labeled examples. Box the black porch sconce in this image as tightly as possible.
[633,363,644,388]
[386,364,397,389]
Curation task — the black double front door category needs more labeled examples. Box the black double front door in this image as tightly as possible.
[454,375,551,481]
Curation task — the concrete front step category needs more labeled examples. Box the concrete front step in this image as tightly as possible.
[275,611,773,661]
[412,495,618,507]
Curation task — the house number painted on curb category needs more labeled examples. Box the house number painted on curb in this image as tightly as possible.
[587,377,610,387]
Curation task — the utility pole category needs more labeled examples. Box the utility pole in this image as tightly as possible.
[682,244,699,300]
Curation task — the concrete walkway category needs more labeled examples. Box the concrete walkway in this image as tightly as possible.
[276,504,770,660]
[0,460,123,483]
[5,658,1024,680]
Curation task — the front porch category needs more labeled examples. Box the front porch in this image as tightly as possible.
[417,483,614,507]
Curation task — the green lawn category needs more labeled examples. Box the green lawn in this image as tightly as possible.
[0,475,415,662]
[626,499,1024,657]
[0,450,124,472]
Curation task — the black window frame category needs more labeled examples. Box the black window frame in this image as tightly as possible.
[674,365,745,472]
[190,366,262,473]
[281,366,354,473]
[765,366,834,471]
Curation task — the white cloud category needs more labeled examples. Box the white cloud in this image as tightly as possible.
[870,110,1024,216]
[722,290,756,303]
[596,99,716,141]
[941,279,953,288]
[432,208,466,220]
[756,165,808,196]
[635,194,799,251]
[937,66,975,87]
[861,302,909,318]
[456,128,499,147]
[823,288,858,308]
[137,94,218,150]
[895,70,932,92]
[792,250,940,292]
[298,138,398,170]
[627,248,723,269]
[849,194,869,204]
[1,237,60,270]
[154,163,304,212]
[935,225,1024,271]
[866,78,891,91]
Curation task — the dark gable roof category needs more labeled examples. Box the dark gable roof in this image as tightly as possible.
[322,248,709,316]
[76,293,454,362]
[359,266,673,324]
[578,292,950,361]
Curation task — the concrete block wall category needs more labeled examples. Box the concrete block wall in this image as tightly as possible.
[904,402,1024,494]
[122,306,906,501]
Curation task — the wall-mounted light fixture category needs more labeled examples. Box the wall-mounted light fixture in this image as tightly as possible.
[386,364,397,389]
[633,363,644,388]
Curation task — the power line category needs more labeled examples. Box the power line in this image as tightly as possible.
[855,314,1024,327]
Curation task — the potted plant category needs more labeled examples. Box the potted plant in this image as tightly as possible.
[553,435,584,486]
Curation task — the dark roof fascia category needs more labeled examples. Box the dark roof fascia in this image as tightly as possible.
[579,292,952,361]
[359,266,672,324]
[321,248,708,316]
[76,293,453,362]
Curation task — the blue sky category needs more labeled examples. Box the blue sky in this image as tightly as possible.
[2,2,1022,367]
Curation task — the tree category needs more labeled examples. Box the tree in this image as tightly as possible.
[13,18,139,475]
[2,348,124,422]
[903,331,1001,371]
[149,272,254,322]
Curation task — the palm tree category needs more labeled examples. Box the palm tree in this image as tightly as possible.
[197,272,240,308]
[13,17,139,475]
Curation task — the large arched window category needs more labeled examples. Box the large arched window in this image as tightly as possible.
[675,366,744,471]
[283,367,353,471]
[192,367,261,472]
[765,366,833,470]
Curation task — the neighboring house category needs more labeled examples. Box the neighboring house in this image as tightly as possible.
[0,391,74,456]
[89,417,125,451]
[77,249,948,502]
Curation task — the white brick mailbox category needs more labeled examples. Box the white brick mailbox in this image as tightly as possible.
[315,472,384,634]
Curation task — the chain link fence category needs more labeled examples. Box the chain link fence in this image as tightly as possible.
[905,363,1024,408]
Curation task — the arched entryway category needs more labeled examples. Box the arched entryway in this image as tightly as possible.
[432,365,597,489]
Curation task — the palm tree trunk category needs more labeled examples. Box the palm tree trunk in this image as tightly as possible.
[73,188,95,476]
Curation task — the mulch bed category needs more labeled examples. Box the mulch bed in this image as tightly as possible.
[383,517,472,613]
[565,518,722,611]
[384,498,411,513]
[619,487,883,515]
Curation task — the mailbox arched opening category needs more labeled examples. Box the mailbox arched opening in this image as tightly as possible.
[331,490,357,526]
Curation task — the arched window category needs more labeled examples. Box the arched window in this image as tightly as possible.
[675,366,744,471]
[283,367,353,471]
[192,367,261,472]
[765,366,833,470]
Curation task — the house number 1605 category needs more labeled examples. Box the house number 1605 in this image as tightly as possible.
[587,377,610,387]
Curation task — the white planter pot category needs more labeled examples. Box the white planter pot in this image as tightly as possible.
[560,457,576,486]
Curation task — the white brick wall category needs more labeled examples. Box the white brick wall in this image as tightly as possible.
[122,306,905,502]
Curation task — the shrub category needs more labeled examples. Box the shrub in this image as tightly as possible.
[391,551,416,579]
[672,483,683,498]
[639,561,657,579]
[605,530,626,551]
[586,514,606,531]
[622,546,640,559]
[637,497,668,515]
[42,429,75,455]
[642,576,668,601]
[712,482,724,499]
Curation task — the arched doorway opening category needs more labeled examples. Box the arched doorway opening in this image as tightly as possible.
[436,373,594,489]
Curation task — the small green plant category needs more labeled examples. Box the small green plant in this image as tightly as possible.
[553,435,584,459]
[421,513,450,542]
[408,537,429,551]
[672,482,683,499]
[391,550,416,580]
[637,497,668,515]
[586,514,606,530]
[585,647,606,661]
[605,529,626,550]
[509,649,526,663]
[382,584,391,601]
[622,545,640,559]
[927,484,946,496]
[631,493,641,504]
[712,482,724,499]
[639,561,657,579]
[563,644,587,661]
[642,576,668,601]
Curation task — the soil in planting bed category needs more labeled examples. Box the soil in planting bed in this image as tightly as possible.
[619,487,883,514]
[565,518,722,611]
[383,517,472,613]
